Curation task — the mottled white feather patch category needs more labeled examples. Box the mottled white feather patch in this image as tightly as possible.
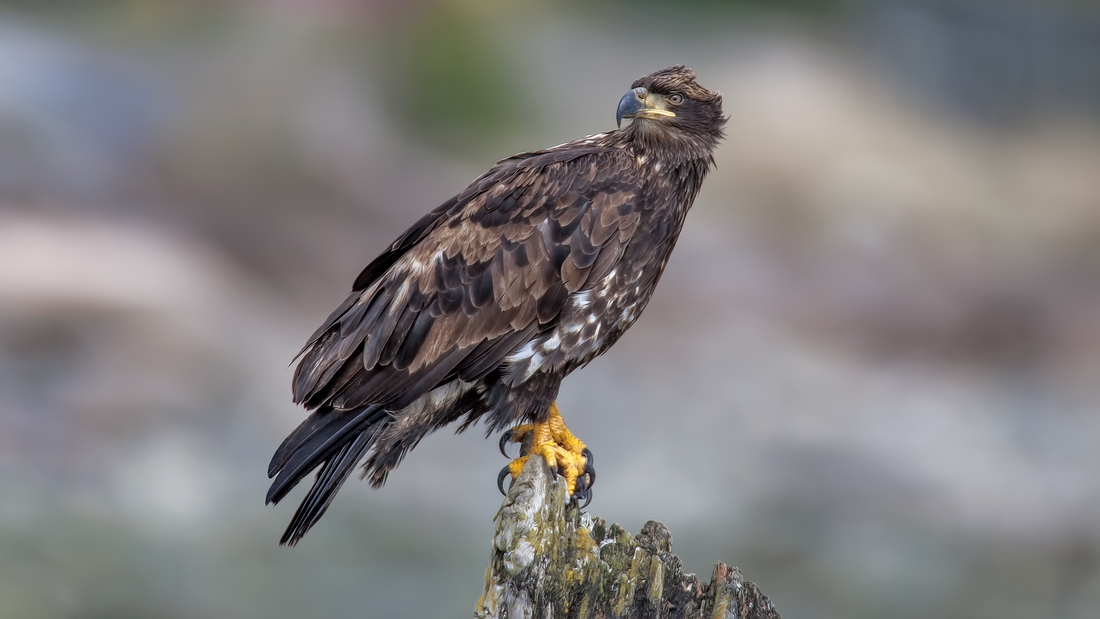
[571,290,592,309]
[392,380,475,431]
[506,337,550,380]
[523,352,546,380]
[542,333,561,350]
[506,340,539,363]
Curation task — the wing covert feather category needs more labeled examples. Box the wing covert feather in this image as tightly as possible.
[292,148,643,412]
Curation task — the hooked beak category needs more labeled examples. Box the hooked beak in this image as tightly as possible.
[616,87,676,127]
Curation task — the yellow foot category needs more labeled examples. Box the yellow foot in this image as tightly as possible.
[497,402,595,503]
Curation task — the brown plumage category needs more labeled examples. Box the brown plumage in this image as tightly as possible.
[267,65,725,544]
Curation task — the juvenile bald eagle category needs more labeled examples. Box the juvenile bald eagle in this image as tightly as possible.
[267,66,725,545]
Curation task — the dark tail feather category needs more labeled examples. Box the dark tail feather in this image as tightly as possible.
[279,429,376,545]
[266,404,384,503]
[266,404,386,543]
[268,403,367,479]
[268,406,339,478]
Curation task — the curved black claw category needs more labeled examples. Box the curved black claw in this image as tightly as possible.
[498,429,517,457]
[570,448,596,508]
[497,466,513,496]
[582,447,596,489]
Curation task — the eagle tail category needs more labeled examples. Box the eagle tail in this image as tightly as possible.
[266,404,386,545]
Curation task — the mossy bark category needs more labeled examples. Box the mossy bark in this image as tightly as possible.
[475,456,780,619]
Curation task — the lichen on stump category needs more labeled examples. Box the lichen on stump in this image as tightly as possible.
[476,456,780,619]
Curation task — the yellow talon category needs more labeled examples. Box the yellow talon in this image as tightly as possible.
[500,403,592,497]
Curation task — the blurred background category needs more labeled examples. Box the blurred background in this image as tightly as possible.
[1,0,1099,617]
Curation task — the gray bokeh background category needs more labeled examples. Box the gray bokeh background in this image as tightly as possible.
[2,1,1099,617]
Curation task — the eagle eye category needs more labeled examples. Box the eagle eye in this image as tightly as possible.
[668,93,684,105]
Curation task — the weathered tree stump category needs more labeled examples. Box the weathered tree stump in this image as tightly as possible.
[476,455,780,619]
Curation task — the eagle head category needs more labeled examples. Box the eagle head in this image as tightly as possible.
[616,65,725,160]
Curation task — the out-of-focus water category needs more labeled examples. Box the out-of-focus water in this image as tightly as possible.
[1,1,1099,617]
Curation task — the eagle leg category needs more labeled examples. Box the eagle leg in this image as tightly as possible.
[498,402,595,501]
